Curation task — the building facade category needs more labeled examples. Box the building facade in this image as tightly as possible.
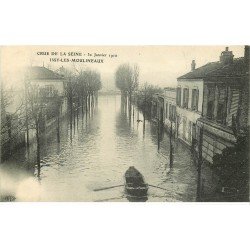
[163,87,176,133]
[151,88,177,135]
[28,66,67,115]
[176,60,204,147]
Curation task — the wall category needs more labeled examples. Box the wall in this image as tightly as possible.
[197,118,236,163]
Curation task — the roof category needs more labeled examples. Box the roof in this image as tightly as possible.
[178,57,247,80]
[164,87,176,92]
[28,66,63,80]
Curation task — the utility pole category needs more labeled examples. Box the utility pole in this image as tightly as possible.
[157,118,160,151]
[169,120,173,168]
[196,125,203,201]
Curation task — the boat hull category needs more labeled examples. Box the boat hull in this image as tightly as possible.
[125,184,148,197]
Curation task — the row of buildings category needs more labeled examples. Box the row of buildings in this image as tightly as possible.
[152,46,249,164]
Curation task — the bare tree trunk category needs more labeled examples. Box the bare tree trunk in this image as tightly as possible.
[35,118,41,178]
[157,119,160,151]
[129,91,132,119]
[57,113,60,143]
[81,96,84,116]
[88,93,91,117]
[143,111,146,139]
[25,83,30,149]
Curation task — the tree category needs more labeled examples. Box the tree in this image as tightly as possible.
[1,83,25,161]
[25,83,45,178]
[24,77,64,177]
[135,83,163,118]
[115,63,139,113]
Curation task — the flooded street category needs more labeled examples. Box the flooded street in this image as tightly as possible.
[1,95,197,201]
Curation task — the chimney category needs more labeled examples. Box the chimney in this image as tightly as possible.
[220,47,234,65]
[191,60,196,71]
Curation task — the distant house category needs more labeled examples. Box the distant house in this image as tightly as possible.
[151,94,159,120]
[28,66,64,96]
[163,87,176,133]
[151,87,177,135]
[27,66,67,115]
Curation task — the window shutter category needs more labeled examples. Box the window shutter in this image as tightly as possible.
[179,88,181,106]
[192,89,195,110]
[183,89,185,108]
[196,89,199,111]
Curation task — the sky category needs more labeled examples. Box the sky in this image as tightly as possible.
[0,45,245,90]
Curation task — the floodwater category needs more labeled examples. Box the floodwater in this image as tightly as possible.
[0,95,197,202]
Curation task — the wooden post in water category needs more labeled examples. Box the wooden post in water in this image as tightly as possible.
[196,126,203,201]
[169,120,173,168]
[157,118,160,151]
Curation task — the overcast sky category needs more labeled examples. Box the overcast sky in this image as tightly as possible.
[1,45,245,90]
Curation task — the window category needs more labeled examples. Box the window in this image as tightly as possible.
[169,104,172,120]
[170,105,176,121]
[40,85,55,98]
[176,87,182,106]
[216,87,227,124]
[183,88,189,109]
[191,89,199,111]
[207,87,215,120]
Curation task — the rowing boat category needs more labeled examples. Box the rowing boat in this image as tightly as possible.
[124,166,148,197]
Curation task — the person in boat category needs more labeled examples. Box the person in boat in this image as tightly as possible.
[125,166,145,187]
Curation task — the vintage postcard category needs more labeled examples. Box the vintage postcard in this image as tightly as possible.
[0,45,249,202]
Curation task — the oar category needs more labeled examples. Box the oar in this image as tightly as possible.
[93,184,124,192]
[148,184,168,191]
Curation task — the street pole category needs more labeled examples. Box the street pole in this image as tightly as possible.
[169,120,173,168]
[196,126,203,201]
[157,118,160,151]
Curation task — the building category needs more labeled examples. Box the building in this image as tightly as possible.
[197,46,249,163]
[163,87,176,133]
[150,87,177,137]
[177,46,249,164]
[176,60,204,147]
[27,66,67,115]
